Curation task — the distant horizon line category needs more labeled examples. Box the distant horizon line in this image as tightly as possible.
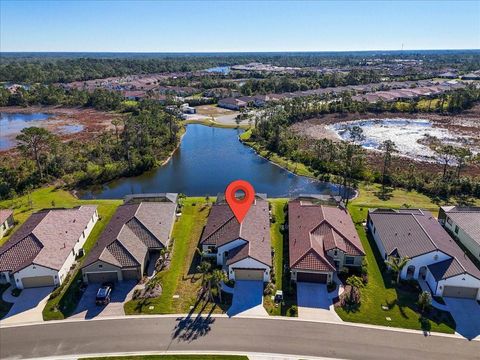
[1,48,480,54]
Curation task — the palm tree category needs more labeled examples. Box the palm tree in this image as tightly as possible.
[385,256,410,284]
[155,248,170,272]
[196,261,212,297]
[209,269,228,303]
[345,275,364,304]
[418,291,432,313]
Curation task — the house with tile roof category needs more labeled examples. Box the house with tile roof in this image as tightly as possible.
[217,97,248,110]
[81,195,177,283]
[439,206,480,263]
[200,195,271,282]
[0,206,98,289]
[0,209,14,239]
[368,209,480,300]
[288,198,365,284]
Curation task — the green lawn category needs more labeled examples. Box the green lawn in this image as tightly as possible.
[263,199,297,317]
[124,198,226,315]
[0,186,122,320]
[335,203,456,333]
[184,118,249,129]
[81,355,248,360]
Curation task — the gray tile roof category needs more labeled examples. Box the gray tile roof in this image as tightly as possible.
[442,207,480,246]
[0,206,97,272]
[427,258,466,282]
[201,198,271,266]
[289,200,364,272]
[82,201,176,269]
[369,209,480,280]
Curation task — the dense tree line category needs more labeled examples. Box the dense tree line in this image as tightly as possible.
[0,103,181,199]
[0,85,125,111]
[2,51,479,84]
[240,70,381,95]
[249,99,480,200]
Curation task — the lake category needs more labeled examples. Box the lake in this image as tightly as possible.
[79,124,344,199]
[0,112,84,150]
[204,66,231,75]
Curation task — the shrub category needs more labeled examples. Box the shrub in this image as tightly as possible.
[264,282,275,296]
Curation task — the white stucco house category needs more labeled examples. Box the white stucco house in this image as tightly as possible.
[439,206,480,263]
[0,206,98,289]
[200,195,271,282]
[368,209,480,300]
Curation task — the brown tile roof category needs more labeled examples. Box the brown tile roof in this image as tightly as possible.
[442,207,480,246]
[0,209,13,224]
[82,201,176,269]
[0,206,97,272]
[369,209,480,280]
[201,198,271,266]
[218,97,247,106]
[288,200,364,272]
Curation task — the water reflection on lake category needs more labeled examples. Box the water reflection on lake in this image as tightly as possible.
[0,112,84,150]
[79,124,344,199]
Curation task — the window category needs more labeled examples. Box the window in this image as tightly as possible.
[99,264,103,268]
[446,217,452,225]
[373,227,376,234]
[345,257,355,265]
[454,225,459,234]
[334,250,338,256]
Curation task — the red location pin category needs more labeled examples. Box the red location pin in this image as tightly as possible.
[225,180,255,224]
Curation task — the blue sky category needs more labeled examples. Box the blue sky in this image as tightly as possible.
[1,0,479,52]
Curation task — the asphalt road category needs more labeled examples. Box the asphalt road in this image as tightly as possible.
[1,316,479,360]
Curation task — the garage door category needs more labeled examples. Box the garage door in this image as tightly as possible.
[122,269,140,280]
[297,272,327,283]
[235,269,264,281]
[21,276,55,288]
[443,286,478,299]
[86,272,119,283]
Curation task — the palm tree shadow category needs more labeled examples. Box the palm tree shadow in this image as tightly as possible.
[172,300,216,343]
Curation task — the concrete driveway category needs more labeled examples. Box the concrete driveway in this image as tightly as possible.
[444,297,480,340]
[1,286,53,325]
[297,282,341,322]
[227,280,267,317]
[70,281,137,319]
